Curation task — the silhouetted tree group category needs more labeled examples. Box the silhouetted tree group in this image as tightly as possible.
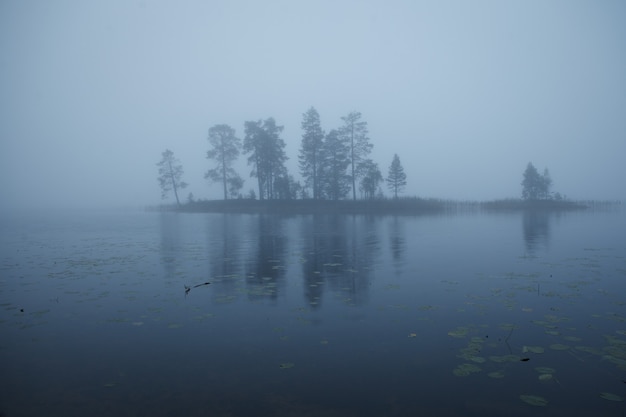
[157,107,410,203]
[521,162,554,200]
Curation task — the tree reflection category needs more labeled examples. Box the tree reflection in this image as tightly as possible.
[300,214,380,307]
[388,216,406,267]
[159,212,181,280]
[244,214,288,301]
[205,214,245,296]
[522,210,551,255]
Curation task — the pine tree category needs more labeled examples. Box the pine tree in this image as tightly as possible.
[338,111,372,200]
[205,124,242,200]
[386,154,407,198]
[299,107,325,199]
[156,149,187,206]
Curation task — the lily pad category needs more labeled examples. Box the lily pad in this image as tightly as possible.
[488,370,505,379]
[452,363,482,377]
[549,343,570,351]
[535,367,556,374]
[520,394,548,406]
[600,392,623,402]
[279,362,295,369]
[523,345,545,354]
[538,373,553,381]
[448,327,469,338]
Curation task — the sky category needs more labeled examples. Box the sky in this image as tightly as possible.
[1,0,625,209]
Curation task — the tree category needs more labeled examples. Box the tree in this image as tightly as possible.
[243,118,288,200]
[320,129,351,200]
[358,159,382,199]
[205,124,242,200]
[339,111,373,200]
[156,149,188,206]
[521,162,552,200]
[386,154,407,198]
[299,107,325,199]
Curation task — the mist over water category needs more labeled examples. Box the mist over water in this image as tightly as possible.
[1,1,625,210]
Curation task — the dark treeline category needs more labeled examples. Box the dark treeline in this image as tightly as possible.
[155,108,610,213]
[158,107,408,204]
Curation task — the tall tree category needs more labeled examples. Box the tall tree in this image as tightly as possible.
[243,118,288,200]
[299,107,325,199]
[339,111,373,200]
[521,162,552,200]
[205,124,242,200]
[156,149,188,206]
[386,154,407,198]
[320,129,351,200]
[359,159,382,199]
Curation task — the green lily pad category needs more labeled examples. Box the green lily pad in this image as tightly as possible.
[600,392,623,402]
[488,370,505,379]
[535,367,556,374]
[538,373,553,381]
[520,394,548,406]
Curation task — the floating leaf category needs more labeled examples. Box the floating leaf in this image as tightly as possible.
[452,363,481,377]
[575,345,602,355]
[408,333,417,338]
[600,392,623,402]
[448,327,469,338]
[488,370,505,379]
[523,346,545,354]
[549,343,570,351]
[538,374,553,381]
[535,367,556,374]
[520,394,548,406]
[279,362,295,369]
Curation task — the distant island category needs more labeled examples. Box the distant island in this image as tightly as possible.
[153,197,609,215]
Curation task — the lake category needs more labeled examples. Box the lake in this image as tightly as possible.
[1,207,625,417]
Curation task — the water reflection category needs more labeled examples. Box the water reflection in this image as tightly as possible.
[388,216,406,268]
[205,213,245,296]
[244,215,288,301]
[159,212,181,279]
[522,210,551,255]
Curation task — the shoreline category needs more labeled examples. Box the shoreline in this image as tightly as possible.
[150,198,611,215]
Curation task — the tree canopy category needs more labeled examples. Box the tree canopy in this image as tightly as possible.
[521,162,552,200]
[243,118,288,200]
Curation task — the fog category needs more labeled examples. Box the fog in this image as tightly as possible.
[1,0,625,210]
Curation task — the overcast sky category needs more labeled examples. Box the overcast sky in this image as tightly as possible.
[1,0,624,209]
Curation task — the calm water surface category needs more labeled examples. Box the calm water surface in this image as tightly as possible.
[1,207,625,416]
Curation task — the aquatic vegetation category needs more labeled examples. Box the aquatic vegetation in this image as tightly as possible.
[599,392,623,402]
[279,362,295,369]
[452,363,482,377]
[447,326,469,338]
[519,394,548,406]
[522,345,544,354]
[549,343,570,351]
